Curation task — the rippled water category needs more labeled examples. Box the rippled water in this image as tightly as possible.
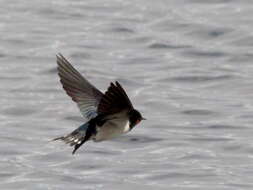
[1,0,253,189]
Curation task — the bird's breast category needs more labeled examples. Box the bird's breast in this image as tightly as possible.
[93,118,130,142]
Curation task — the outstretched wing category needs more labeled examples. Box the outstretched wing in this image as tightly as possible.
[56,54,103,120]
[97,81,133,115]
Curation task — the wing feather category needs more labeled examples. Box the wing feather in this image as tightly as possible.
[56,54,103,119]
[97,81,133,115]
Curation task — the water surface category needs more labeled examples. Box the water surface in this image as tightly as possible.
[1,0,253,189]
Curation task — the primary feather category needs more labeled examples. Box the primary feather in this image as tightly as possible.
[56,54,103,120]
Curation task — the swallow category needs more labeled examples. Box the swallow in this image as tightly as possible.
[53,54,145,154]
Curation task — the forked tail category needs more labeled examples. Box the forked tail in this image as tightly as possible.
[53,122,90,154]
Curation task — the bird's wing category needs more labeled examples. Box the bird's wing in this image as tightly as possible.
[97,81,133,115]
[56,54,103,120]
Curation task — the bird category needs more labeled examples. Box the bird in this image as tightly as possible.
[53,54,145,154]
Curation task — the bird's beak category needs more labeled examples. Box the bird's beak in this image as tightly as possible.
[142,117,147,120]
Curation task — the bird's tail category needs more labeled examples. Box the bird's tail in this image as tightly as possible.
[53,122,90,154]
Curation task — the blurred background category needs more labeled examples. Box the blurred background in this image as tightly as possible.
[1,0,253,189]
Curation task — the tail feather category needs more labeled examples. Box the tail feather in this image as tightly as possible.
[53,122,90,153]
[53,136,65,141]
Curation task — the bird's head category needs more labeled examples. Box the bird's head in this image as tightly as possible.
[128,109,146,129]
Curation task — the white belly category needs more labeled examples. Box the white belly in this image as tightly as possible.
[93,119,130,142]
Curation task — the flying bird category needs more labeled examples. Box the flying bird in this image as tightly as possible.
[53,54,145,154]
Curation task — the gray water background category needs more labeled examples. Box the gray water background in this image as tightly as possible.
[1,0,253,189]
